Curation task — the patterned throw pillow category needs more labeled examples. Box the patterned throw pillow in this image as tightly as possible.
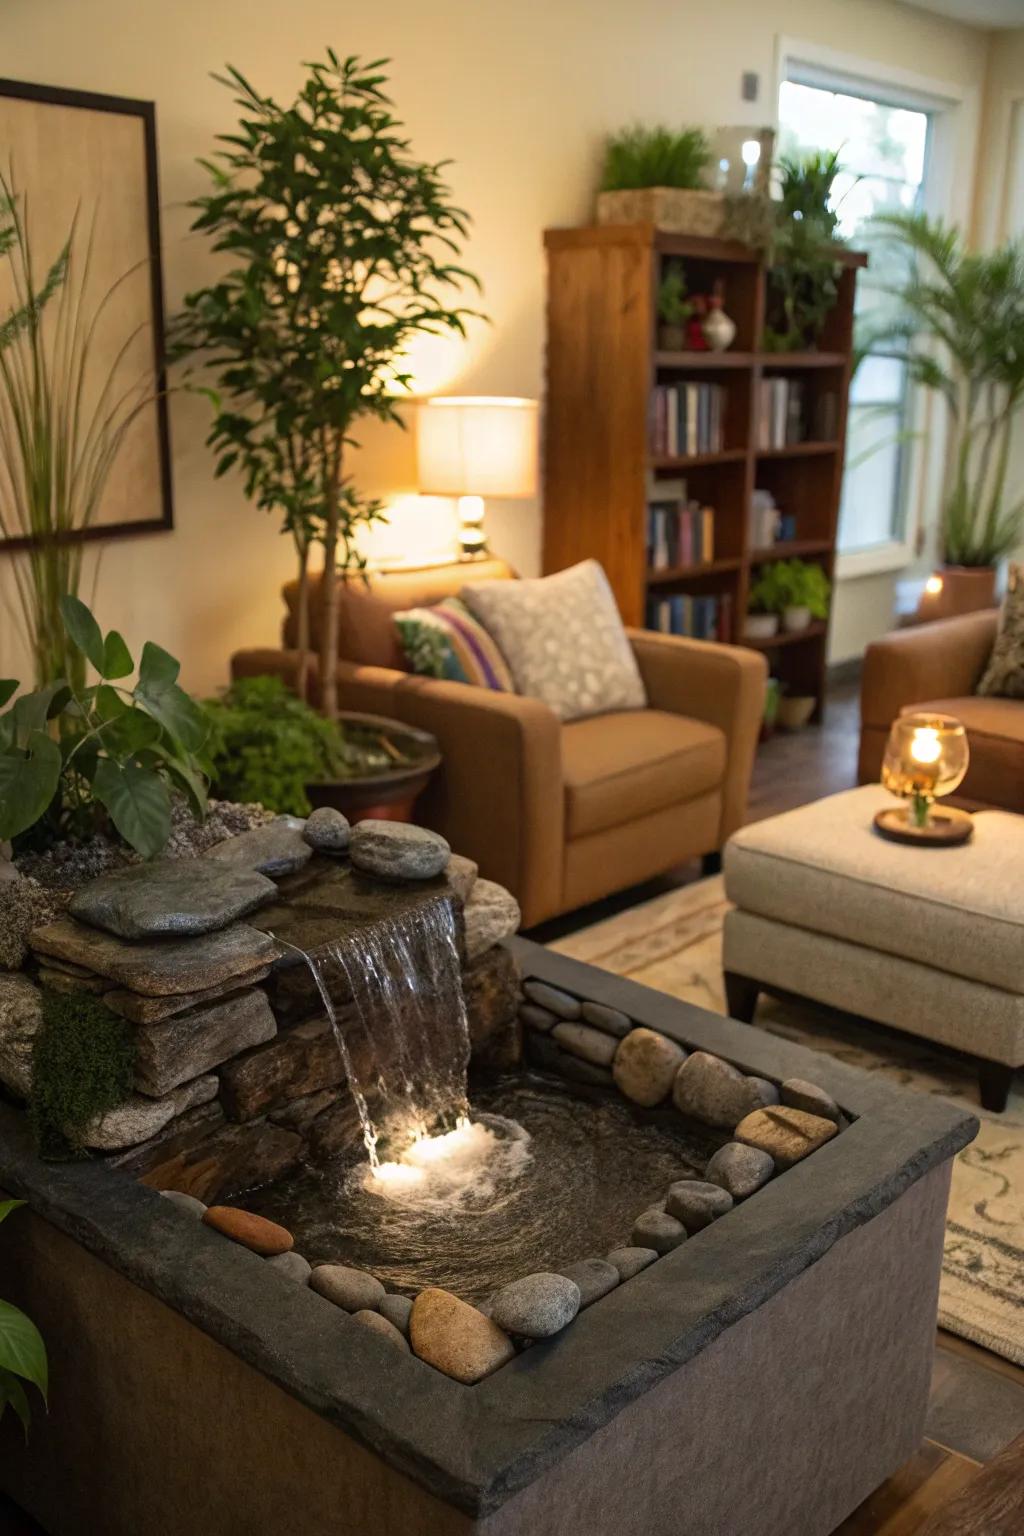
[393,597,514,692]
[977,564,1024,698]
[460,560,647,721]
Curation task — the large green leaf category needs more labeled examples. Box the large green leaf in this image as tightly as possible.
[59,596,104,674]
[0,1200,25,1225]
[137,641,180,694]
[0,1299,48,1400]
[99,707,161,761]
[136,682,209,755]
[0,680,17,710]
[0,732,62,840]
[101,631,134,681]
[92,757,171,858]
[0,1365,32,1438]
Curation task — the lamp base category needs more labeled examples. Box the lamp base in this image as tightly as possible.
[872,804,973,847]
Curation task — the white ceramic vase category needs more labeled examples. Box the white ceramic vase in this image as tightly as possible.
[782,605,812,632]
[744,612,779,641]
[703,306,737,353]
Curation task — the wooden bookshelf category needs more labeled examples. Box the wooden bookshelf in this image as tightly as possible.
[542,224,865,722]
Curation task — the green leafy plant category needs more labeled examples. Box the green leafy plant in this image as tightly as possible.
[0,596,210,856]
[601,125,712,192]
[29,990,136,1160]
[0,1200,48,1434]
[657,263,693,327]
[0,173,156,691]
[204,675,348,814]
[865,211,1024,567]
[172,53,482,712]
[749,559,830,618]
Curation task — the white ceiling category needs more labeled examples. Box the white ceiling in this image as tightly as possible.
[899,0,1024,27]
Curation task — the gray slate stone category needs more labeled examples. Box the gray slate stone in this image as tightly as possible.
[310,1264,386,1313]
[37,967,107,995]
[103,972,273,1024]
[348,820,450,882]
[521,981,581,1020]
[552,1021,618,1067]
[580,1001,632,1038]
[612,1027,686,1107]
[557,1258,619,1308]
[266,1251,312,1284]
[0,973,43,1098]
[31,918,281,998]
[351,1309,410,1351]
[631,1209,687,1254]
[133,987,278,1098]
[379,1293,414,1337]
[69,859,276,940]
[80,1073,219,1151]
[665,1179,734,1232]
[672,1051,779,1130]
[205,821,313,878]
[159,1189,207,1218]
[606,1246,659,1281]
[519,1003,557,1033]
[303,807,351,853]
[489,1273,581,1338]
[781,1077,842,1125]
[464,879,520,960]
[704,1141,775,1198]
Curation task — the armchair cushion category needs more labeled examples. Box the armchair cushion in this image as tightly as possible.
[562,710,725,839]
[393,597,514,691]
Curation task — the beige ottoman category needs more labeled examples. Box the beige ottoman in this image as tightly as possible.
[723,784,1024,1112]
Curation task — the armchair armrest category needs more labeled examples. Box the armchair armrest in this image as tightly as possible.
[626,630,767,843]
[860,610,998,731]
[332,661,564,928]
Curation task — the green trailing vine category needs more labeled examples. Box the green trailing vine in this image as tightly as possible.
[29,990,136,1160]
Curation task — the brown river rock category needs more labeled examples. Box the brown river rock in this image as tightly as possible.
[735,1105,838,1168]
[202,1205,294,1255]
[410,1288,514,1384]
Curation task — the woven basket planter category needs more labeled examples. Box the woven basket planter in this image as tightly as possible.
[596,187,726,237]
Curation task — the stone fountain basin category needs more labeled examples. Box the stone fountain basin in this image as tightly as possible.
[0,939,976,1536]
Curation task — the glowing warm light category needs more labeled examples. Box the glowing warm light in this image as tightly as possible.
[370,1161,425,1191]
[355,492,459,569]
[909,727,942,766]
[925,574,944,596]
[404,1119,476,1167]
[741,139,762,167]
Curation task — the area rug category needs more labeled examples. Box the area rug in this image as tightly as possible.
[549,876,1024,1367]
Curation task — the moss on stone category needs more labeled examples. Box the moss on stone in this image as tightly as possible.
[29,990,136,1159]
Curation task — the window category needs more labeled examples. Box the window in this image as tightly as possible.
[777,76,932,558]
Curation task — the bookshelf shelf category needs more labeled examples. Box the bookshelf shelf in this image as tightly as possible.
[743,621,828,651]
[542,224,862,720]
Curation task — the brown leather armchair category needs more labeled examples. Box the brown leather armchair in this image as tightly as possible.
[233,560,767,926]
[859,609,1024,813]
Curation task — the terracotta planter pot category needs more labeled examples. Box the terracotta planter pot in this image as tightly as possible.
[920,565,998,622]
[596,187,726,237]
[306,712,441,826]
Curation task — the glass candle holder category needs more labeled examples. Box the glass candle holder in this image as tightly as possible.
[881,713,970,829]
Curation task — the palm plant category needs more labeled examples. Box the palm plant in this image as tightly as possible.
[0,173,156,689]
[868,210,1024,567]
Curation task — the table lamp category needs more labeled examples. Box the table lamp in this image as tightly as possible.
[417,396,538,559]
[875,712,972,845]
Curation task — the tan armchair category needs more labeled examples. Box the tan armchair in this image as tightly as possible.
[233,560,767,926]
[859,608,1024,814]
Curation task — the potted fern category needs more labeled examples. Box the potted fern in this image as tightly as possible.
[597,125,722,236]
[747,559,830,637]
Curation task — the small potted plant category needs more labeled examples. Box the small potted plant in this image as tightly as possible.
[746,559,830,638]
[597,125,723,236]
[657,263,693,350]
[745,567,782,640]
[777,688,817,731]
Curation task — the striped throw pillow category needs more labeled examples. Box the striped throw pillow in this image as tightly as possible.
[394,597,515,692]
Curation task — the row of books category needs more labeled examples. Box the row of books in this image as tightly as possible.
[756,380,841,449]
[645,593,733,641]
[647,500,716,571]
[651,383,727,458]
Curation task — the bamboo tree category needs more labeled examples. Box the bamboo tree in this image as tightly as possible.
[173,53,482,715]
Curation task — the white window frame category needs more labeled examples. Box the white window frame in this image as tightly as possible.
[773,37,980,580]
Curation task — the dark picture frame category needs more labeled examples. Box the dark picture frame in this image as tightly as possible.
[0,76,173,551]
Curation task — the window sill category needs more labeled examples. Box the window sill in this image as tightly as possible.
[835,542,914,580]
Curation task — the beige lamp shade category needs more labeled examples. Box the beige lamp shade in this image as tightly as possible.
[417,396,538,498]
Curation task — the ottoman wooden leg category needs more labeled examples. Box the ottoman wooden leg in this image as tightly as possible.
[724,971,760,1023]
[978,1061,1015,1114]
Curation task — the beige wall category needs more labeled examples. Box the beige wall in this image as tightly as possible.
[0,0,991,693]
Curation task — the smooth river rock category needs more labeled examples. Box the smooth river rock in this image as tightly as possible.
[521,981,581,1020]
[302,806,351,853]
[557,1258,619,1308]
[351,1309,410,1352]
[205,820,313,878]
[489,1273,581,1338]
[606,1246,659,1281]
[704,1141,775,1199]
[159,1189,207,1219]
[310,1264,386,1314]
[612,1027,686,1107]
[0,973,43,1098]
[463,878,520,960]
[446,853,479,904]
[265,1251,312,1284]
[80,1073,219,1150]
[580,1000,632,1038]
[519,1004,557,1033]
[133,987,277,1097]
[665,1179,734,1232]
[379,1294,414,1337]
[410,1288,514,1384]
[672,1051,779,1130]
[31,917,280,998]
[551,1021,618,1067]
[631,1209,687,1254]
[735,1105,839,1168]
[68,859,276,940]
[348,821,450,882]
[781,1077,842,1125]
[203,1205,294,1256]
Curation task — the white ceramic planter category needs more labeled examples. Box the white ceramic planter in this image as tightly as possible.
[744,612,779,641]
[782,605,812,633]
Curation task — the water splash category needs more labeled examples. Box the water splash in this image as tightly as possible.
[281,900,473,1169]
